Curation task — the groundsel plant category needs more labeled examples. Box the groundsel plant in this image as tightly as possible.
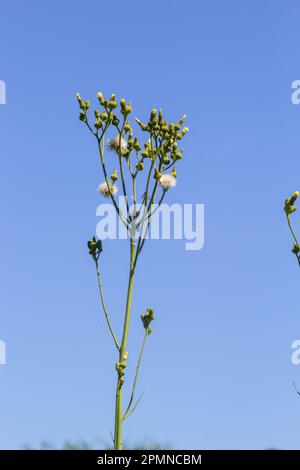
[284,191,300,266]
[76,91,189,450]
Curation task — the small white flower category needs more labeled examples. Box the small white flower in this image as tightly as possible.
[108,135,128,155]
[159,174,176,190]
[97,182,118,197]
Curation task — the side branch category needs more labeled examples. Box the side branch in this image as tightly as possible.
[95,260,120,351]
[123,329,149,421]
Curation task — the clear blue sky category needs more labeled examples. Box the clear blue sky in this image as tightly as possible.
[1,0,300,450]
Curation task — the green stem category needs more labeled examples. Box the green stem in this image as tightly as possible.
[97,138,128,228]
[117,122,129,216]
[287,214,300,248]
[286,214,300,266]
[114,235,136,450]
[95,260,120,351]
[123,329,148,421]
[135,160,163,261]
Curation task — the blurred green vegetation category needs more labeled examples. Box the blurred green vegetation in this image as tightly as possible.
[21,438,170,450]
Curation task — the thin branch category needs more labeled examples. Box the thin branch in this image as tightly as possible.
[141,189,166,226]
[124,392,144,420]
[286,214,300,267]
[135,156,163,256]
[85,120,98,137]
[117,120,130,215]
[293,381,300,395]
[85,111,128,229]
[95,260,120,351]
[138,189,166,256]
[96,137,128,228]
[123,330,149,421]
[135,135,157,236]
[287,214,300,248]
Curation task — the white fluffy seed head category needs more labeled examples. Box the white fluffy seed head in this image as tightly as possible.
[108,135,128,155]
[159,174,176,190]
[98,182,118,197]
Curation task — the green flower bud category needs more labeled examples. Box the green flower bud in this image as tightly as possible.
[76,93,85,110]
[171,167,177,178]
[285,197,291,207]
[79,111,87,122]
[136,161,144,171]
[109,101,118,110]
[154,169,162,180]
[177,127,189,140]
[141,307,155,332]
[150,108,157,121]
[122,149,130,159]
[111,169,118,182]
[120,99,132,116]
[135,118,148,131]
[158,109,163,124]
[120,98,126,111]
[125,103,132,115]
[108,94,118,109]
[112,115,120,126]
[291,191,300,205]
[133,137,141,151]
[162,155,170,165]
[172,150,183,161]
[87,237,103,261]
[142,149,150,158]
[124,120,132,133]
[101,110,108,121]
[178,114,187,127]
[169,123,175,133]
[94,119,102,129]
[285,193,299,215]
[94,109,101,119]
[97,92,105,105]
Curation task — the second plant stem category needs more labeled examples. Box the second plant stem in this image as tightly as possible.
[114,236,136,450]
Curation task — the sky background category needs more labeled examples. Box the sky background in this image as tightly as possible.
[1,0,300,450]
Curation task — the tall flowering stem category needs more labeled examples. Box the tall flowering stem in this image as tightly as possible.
[284,191,300,266]
[77,91,188,450]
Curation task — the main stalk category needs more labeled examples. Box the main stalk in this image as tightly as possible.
[114,236,136,449]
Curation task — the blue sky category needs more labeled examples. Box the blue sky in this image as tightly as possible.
[1,0,300,450]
